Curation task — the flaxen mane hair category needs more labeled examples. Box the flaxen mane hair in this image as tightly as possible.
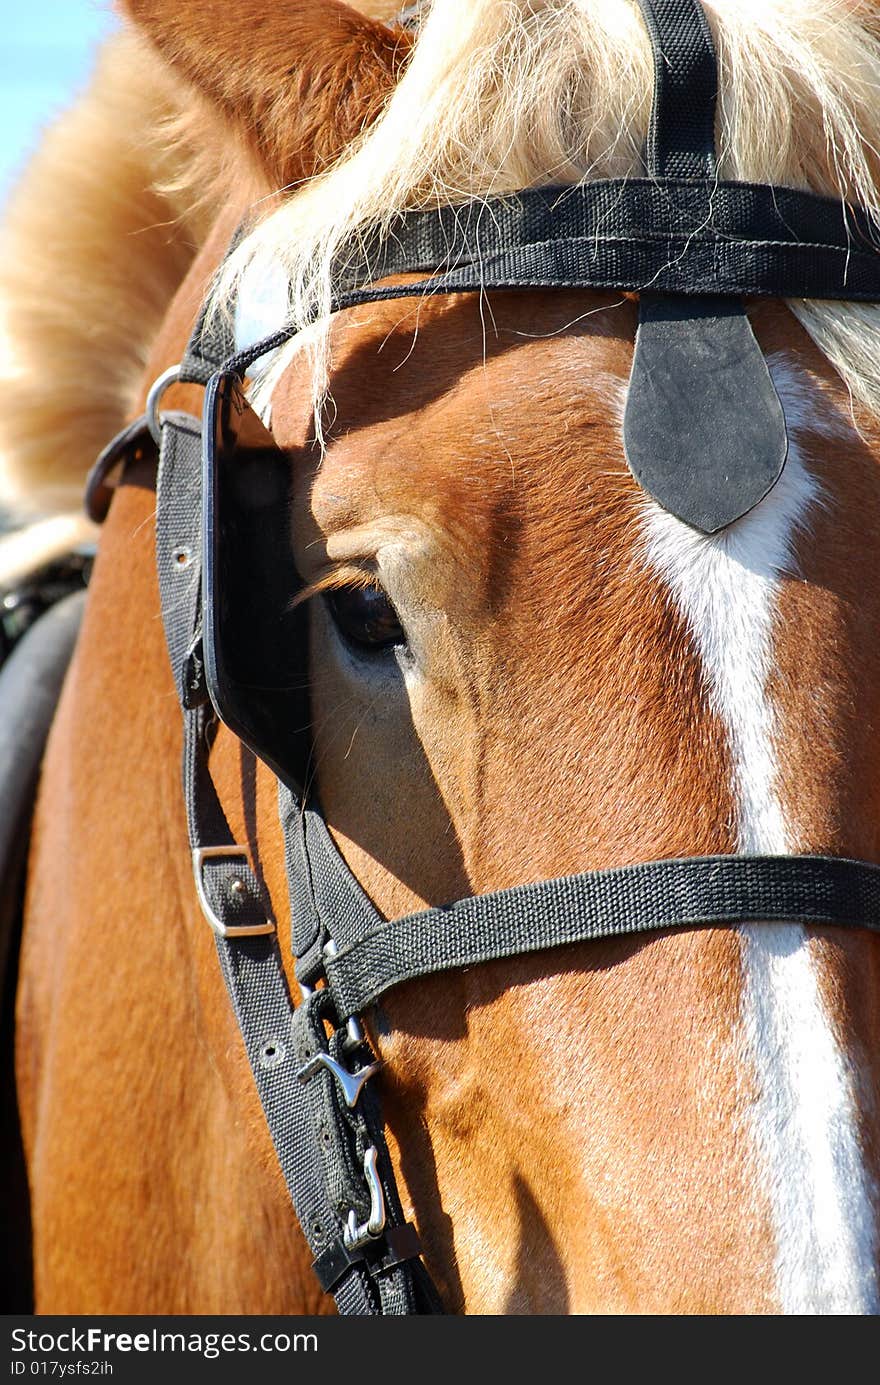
[0,29,219,517]
[211,0,880,434]
[4,0,879,516]
[0,0,407,519]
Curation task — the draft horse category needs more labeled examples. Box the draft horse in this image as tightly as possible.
[4,0,880,1314]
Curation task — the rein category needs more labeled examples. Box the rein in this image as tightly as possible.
[88,0,880,1314]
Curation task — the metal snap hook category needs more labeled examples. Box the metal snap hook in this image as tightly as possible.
[343,1147,387,1252]
[296,1049,382,1108]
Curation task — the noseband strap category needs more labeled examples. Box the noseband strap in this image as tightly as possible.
[320,855,880,1018]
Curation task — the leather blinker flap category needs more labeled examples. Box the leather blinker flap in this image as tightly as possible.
[202,371,311,793]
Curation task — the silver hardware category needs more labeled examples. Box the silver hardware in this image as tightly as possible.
[228,877,246,897]
[343,1147,387,1252]
[191,846,275,938]
[171,546,193,570]
[146,363,183,445]
[296,1050,382,1108]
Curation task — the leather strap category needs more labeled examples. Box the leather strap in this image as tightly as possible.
[624,0,788,531]
[84,413,153,524]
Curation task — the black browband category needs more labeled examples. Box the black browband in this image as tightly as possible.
[89,0,880,1315]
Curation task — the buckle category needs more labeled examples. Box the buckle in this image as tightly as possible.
[313,1147,423,1293]
[192,845,275,938]
[311,1202,423,1293]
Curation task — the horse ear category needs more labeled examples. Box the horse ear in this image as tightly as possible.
[119,1,412,188]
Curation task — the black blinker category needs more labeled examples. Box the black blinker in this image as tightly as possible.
[202,371,311,792]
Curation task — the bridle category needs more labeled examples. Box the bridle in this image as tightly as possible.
[86,0,880,1314]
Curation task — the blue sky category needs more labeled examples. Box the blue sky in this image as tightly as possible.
[1,2,117,205]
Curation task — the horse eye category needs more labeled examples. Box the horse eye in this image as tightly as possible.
[326,584,405,652]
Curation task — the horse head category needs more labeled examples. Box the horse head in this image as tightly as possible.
[16,0,880,1314]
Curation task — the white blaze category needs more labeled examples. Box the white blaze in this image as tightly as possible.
[640,363,878,1313]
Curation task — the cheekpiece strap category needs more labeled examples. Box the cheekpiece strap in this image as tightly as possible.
[151,309,442,1316]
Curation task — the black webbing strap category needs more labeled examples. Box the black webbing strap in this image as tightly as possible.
[224,171,880,385]
[180,301,237,387]
[277,789,385,989]
[231,181,880,368]
[321,854,880,1017]
[340,178,880,300]
[180,700,431,1313]
[639,0,717,179]
[154,389,440,1314]
[179,226,244,386]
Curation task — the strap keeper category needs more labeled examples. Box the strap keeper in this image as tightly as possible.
[311,1222,424,1294]
[295,936,328,990]
[370,1222,424,1279]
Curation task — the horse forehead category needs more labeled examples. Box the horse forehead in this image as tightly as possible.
[326,284,637,399]
[289,290,638,537]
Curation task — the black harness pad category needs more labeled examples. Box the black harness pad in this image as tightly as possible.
[622,293,788,533]
[202,372,310,791]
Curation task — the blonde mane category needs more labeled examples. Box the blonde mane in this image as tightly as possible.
[213,0,880,429]
[0,29,220,518]
[4,0,879,518]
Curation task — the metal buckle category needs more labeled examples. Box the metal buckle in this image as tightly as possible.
[343,1147,387,1253]
[192,845,275,938]
[146,363,183,445]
